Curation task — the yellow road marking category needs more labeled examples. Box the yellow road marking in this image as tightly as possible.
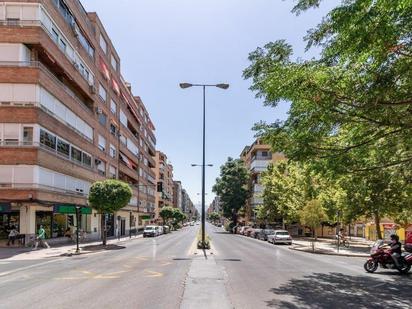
[144,270,163,278]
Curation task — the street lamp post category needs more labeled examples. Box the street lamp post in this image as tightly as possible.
[180,82,229,248]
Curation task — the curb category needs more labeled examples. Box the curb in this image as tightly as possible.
[289,246,369,258]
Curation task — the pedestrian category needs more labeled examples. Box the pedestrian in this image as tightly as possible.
[33,225,50,250]
[7,226,18,246]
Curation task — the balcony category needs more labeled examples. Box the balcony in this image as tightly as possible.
[250,159,270,172]
[253,184,264,193]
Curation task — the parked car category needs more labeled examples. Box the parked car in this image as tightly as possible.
[250,228,262,239]
[267,230,292,245]
[257,229,275,241]
[245,226,255,237]
[238,226,248,235]
[143,225,159,237]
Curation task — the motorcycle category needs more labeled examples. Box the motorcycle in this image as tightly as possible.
[364,240,412,274]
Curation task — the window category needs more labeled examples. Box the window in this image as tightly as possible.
[98,134,106,152]
[109,144,116,158]
[110,100,117,114]
[23,127,33,145]
[111,55,117,70]
[110,123,117,135]
[97,160,106,176]
[71,147,82,163]
[40,129,56,150]
[82,152,92,167]
[120,110,127,127]
[98,83,107,102]
[100,34,107,54]
[51,28,59,43]
[119,134,126,145]
[109,165,116,179]
[98,113,107,126]
[59,39,66,52]
[261,151,268,157]
[57,139,70,157]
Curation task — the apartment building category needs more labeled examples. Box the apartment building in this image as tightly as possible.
[240,139,285,224]
[181,189,196,221]
[154,151,174,220]
[208,196,222,214]
[173,180,182,210]
[0,0,156,243]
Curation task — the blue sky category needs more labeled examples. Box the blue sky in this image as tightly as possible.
[83,0,338,206]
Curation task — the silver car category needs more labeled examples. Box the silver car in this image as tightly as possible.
[267,230,292,245]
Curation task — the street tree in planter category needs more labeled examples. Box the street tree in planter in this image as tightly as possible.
[159,206,175,226]
[300,199,328,251]
[172,208,186,229]
[88,180,132,246]
[213,157,250,229]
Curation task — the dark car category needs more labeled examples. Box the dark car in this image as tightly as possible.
[257,229,275,241]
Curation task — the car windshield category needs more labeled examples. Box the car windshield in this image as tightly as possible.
[265,230,274,234]
[276,232,289,236]
[145,227,154,231]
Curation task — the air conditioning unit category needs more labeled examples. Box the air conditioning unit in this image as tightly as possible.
[94,158,102,165]
[95,107,103,114]
[73,62,79,70]
[90,85,97,94]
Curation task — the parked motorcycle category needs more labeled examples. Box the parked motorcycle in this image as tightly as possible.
[364,240,412,274]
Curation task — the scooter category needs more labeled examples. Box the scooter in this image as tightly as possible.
[364,240,412,274]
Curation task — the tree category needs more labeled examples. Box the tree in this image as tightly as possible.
[300,199,328,241]
[243,0,412,172]
[159,206,175,226]
[213,157,250,227]
[243,0,412,237]
[88,179,132,245]
[208,212,221,224]
[171,208,186,229]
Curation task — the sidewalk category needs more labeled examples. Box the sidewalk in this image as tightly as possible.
[0,234,142,261]
[290,237,373,257]
[180,240,232,309]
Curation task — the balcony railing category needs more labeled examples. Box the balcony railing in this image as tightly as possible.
[250,159,270,172]
[0,141,94,171]
[0,182,87,197]
[0,61,93,115]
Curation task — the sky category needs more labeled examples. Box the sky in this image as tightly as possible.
[82,0,339,206]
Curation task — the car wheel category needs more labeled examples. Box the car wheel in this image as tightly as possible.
[288,242,292,245]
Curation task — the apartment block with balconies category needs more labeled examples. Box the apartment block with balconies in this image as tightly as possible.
[240,139,285,224]
[153,151,174,220]
[0,0,157,243]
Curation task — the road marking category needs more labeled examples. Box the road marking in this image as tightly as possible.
[144,270,163,278]
[0,258,62,277]
[160,262,172,266]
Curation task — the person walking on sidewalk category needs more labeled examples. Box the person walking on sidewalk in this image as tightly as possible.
[7,226,18,246]
[34,225,50,250]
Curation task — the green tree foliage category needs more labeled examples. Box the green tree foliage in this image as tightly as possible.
[300,199,328,240]
[208,212,221,224]
[159,206,175,226]
[88,179,132,245]
[213,157,250,226]
[244,0,412,238]
[172,208,186,229]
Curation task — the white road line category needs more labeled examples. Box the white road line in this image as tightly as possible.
[0,258,63,277]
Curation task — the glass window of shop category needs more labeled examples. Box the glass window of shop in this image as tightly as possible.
[0,211,20,239]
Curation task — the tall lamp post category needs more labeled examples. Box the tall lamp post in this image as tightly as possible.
[180,82,229,248]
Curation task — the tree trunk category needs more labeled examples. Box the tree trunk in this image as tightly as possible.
[374,212,383,240]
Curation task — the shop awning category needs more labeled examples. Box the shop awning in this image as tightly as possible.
[53,204,92,215]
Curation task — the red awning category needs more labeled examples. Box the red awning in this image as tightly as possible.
[99,56,110,80]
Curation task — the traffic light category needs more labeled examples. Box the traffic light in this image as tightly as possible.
[157,181,163,192]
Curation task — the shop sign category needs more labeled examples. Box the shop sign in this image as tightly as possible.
[53,204,92,215]
[140,215,151,220]
[0,203,11,212]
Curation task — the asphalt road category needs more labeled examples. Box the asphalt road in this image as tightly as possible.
[209,224,412,309]
[1,224,411,309]
[0,226,197,309]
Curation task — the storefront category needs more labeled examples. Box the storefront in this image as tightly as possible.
[34,205,92,239]
[0,203,20,240]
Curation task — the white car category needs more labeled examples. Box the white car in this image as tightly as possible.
[267,230,292,245]
[143,225,159,237]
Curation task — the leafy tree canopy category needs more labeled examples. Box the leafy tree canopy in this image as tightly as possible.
[244,0,412,173]
[88,180,132,213]
[212,157,250,225]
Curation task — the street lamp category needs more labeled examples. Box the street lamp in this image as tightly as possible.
[180,82,229,248]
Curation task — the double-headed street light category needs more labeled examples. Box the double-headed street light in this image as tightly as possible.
[180,82,229,248]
